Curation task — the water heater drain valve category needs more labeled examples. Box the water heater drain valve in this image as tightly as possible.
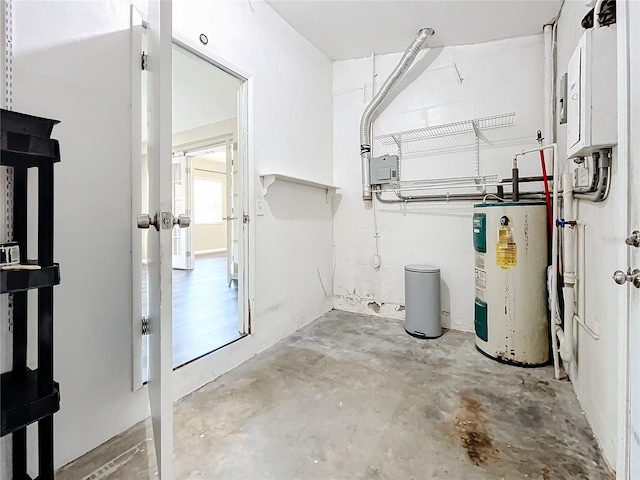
[555,218,577,229]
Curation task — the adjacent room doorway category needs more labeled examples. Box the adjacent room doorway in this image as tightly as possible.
[133,27,250,387]
[170,138,244,368]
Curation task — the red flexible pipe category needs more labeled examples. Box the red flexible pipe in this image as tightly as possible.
[539,149,553,233]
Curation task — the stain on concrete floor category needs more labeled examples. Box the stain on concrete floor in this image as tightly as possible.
[56,310,613,480]
[454,394,496,467]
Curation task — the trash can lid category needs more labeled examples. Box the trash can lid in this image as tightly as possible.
[405,264,440,273]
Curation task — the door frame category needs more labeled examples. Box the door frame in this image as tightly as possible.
[616,0,639,476]
[130,9,254,392]
[171,152,194,270]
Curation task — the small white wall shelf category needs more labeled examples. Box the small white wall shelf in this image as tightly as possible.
[259,173,339,202]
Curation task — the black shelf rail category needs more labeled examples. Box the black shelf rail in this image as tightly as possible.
[1,108,61,480]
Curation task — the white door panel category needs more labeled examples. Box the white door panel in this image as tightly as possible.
[130,6,144,392]
[619,0,640,476]
[172,154,194,270]
[146,0,173,477]
[627,0,640,472]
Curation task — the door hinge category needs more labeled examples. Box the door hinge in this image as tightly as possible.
[142,317,149,335]
[187,251,192,257]
[141,52,148,71]
[243,214,250,224]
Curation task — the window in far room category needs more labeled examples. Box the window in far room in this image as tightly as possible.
[194,177,223,224]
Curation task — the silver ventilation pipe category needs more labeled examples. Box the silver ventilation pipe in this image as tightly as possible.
[359,27,434,201]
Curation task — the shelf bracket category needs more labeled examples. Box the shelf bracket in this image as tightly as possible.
[472,120,480,177]
[260,174,277,196]
[325,188,333,204]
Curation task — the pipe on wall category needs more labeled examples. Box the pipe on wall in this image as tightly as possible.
[374,191,546,204]
[557,173,578,380]
[359,28,434,201]
[543,24,554,150]
[574,223,599,339]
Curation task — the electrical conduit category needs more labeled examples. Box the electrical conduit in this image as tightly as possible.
[556,173,578,380]
[359,28,434,201]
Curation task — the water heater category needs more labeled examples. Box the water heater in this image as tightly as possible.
[473,202,549,366]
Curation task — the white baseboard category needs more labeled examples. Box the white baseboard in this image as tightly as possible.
[195,248,227,255]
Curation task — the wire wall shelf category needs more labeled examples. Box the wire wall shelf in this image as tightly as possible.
[389,175,499,189]
[375,112,530,159]
[382,175,499,197]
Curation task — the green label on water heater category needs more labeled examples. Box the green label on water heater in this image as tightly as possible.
[475,298,488,342]
[473,213,486,253]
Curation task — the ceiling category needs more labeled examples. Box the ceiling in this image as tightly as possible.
[265,0,563,60]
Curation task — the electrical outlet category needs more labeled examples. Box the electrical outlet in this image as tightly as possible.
[256,199,265,216]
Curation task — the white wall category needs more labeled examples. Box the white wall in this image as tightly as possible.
[6,0,333,470]
[8,1,149,473]
[170,0,334,400]
[333,35,544,331]
[554,0,625,467]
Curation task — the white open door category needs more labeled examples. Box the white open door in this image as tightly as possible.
[172,153,194,270]
[618,0,640,476]
[138,0,174,477]
[130,5,144,392]
[626,0,640,474]
[627,138,640,475]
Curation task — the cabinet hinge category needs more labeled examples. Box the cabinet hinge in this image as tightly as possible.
[141,52,148,71]
[142,317,149,335]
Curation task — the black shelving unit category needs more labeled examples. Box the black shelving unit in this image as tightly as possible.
[1,108,61,480]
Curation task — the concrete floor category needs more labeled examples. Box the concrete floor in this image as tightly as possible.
[57,310,613,479]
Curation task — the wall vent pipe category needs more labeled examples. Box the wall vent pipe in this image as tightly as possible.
[359,27,434,201]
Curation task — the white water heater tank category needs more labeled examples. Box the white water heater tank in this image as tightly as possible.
[472,202,549,366]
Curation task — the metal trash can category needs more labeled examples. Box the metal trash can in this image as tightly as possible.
[404,264,441,339]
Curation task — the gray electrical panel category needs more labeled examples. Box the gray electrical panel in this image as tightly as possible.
[559,72,567,125]
[370,155,399,185]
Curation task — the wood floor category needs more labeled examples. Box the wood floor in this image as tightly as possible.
[143,252,241,371]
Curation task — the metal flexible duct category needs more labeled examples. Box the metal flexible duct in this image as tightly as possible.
[359,27,434,200]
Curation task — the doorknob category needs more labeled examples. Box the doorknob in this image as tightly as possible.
[173,214,190,228]
[625,230,640,247]
[137,213,159,231]
[612,268,640,288]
